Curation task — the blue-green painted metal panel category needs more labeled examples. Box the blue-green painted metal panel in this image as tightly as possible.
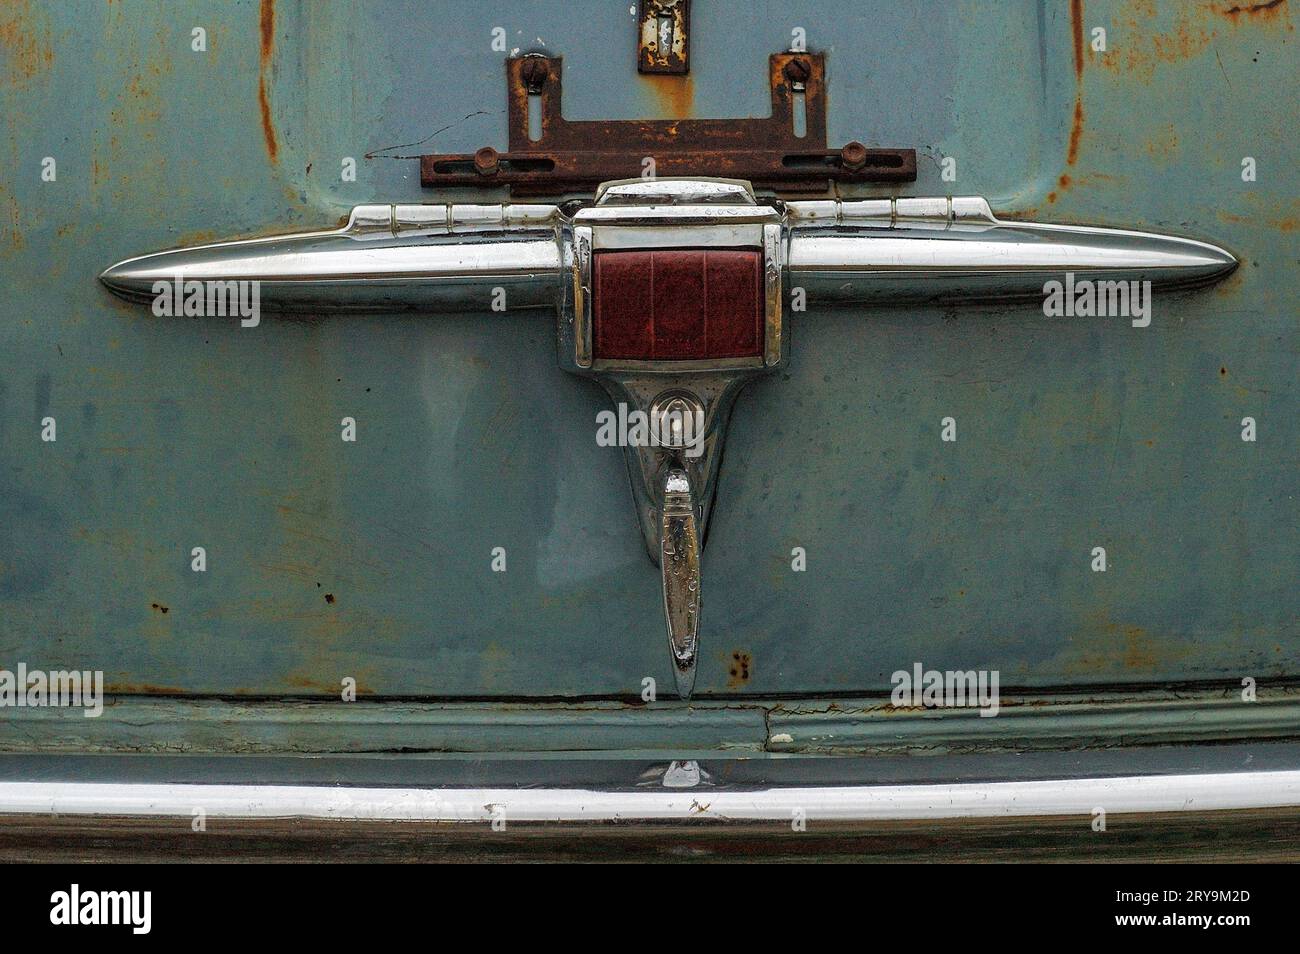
[0,0,1295,698]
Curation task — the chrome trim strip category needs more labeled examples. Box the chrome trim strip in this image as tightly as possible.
[100,190,1237,314]
[99,203,565,313]
[574,206,780,226]
[590,223,765,250]
[784,201,1237,303]
[762,221,783,367]
[594,178,758,205]
[2,771,1297,822]
[572,225,593,368]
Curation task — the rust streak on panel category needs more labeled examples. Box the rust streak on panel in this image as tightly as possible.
[641,73,696,118]
[1067,98,1084,166]
[1067,0,1085,167]
[1217,0,1289,22]
[257,0,278,164]
[1070,0,1085,80]
[0,1,53,84]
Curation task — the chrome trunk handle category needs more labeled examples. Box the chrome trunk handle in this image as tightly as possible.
[660,469,701,699]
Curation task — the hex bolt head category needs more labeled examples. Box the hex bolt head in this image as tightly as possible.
[473,146,500,176]
[840,140,868,171]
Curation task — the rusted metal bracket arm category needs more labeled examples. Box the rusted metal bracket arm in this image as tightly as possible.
[419,53,917,196]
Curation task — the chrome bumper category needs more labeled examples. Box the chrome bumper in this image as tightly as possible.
[3,770,1298,823]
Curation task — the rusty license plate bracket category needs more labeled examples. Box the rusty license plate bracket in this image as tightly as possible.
[419,52,917,197]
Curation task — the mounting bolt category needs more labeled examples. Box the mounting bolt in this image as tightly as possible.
[473,146,500,176]
[520,55,549,92]
[783,58,811,86]
[840,140,868,171]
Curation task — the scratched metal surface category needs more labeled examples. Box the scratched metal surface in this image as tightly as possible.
[0,0,1295,699]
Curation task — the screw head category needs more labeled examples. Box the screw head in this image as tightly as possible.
[783,58,811,85]
[520,56,549,91]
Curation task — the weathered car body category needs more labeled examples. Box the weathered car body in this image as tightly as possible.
[0,0,1296,859]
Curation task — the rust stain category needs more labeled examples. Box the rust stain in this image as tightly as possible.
[1065,1,1085,173]
[284,674,371,695]
[0,182,21,253]
[726,650,752,688]
[641,72,695,118]
[1153,25,1216,65]
[257,0,279,164]
[1216,200,1300,232]
[90,19,173,204]
[324,592,335,604]
[0,0,52,253]
[1143,123,1180,160]
[1061,617,1195,676]
[103,683,187,695]
[1122,628,1158,670]
[149,602,169,614]
[1217,0,1289,22]
[0,0,54,86]
[176,228,219,246]
[1047,149,1081,206]
[1070,0,1085,80]
[1067,99,1084,165]
[1095,2,1266,83]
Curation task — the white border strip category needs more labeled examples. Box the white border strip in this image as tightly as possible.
[1,771,1298,822]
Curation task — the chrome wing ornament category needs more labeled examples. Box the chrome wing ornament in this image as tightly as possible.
[100,178,1236,698]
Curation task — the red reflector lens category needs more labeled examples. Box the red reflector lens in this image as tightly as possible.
[593,249,763,360]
